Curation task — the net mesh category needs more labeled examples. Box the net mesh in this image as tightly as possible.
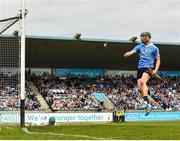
[0,35,20,110]
[0,13,21,97]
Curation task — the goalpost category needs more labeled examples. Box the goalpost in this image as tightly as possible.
[20,0,26,128]
[0,0,26,128]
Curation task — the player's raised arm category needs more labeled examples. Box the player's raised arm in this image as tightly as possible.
[123,50,136,58]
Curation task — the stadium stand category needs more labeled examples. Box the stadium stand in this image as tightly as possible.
[1,70,179,112]
[31,73,100,111]
[1,36,180,113]
[30,72,180,112]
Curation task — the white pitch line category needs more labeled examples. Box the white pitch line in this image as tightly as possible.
[22,128,106,140]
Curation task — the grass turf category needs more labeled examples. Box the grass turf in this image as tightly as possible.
[1,121,180,140]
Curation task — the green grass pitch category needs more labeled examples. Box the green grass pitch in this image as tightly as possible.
[1,121,180,140]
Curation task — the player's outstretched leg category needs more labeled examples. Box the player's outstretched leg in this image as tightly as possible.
[141,73,152,116]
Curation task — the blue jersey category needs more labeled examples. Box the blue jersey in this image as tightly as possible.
[133,43,160,68]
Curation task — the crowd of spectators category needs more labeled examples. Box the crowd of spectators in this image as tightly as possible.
[31,72,180,111]
[107,75,180,111]
[0,74,41,110]
[31,73,100,111]
[1,71,179,112]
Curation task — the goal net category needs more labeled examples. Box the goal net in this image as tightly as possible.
[0,16,21,110]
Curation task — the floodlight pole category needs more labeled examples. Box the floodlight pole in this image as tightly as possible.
[20,0,25,128]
